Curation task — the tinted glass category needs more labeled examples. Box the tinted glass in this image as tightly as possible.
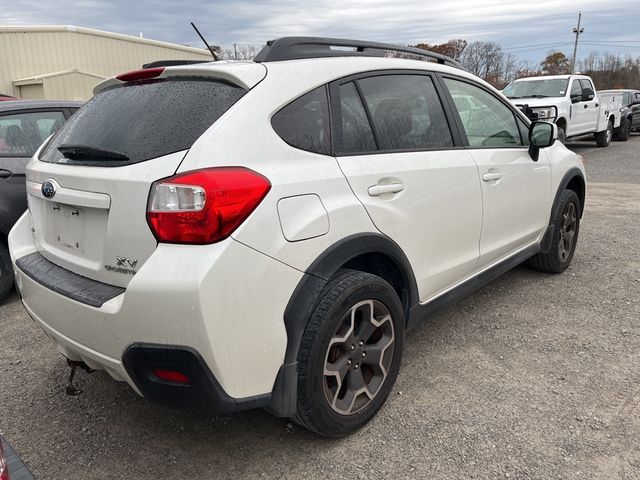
[570,80,582,98]
[0,110,66,157]
[338,82,376,153]
[272,85,331,155]
[358,75,453,150]
[41,78,246,166]
[445,78,522,148]
[579,79,594,93]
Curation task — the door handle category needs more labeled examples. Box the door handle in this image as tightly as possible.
[0,169,12,179]
[584,104,588,109]
[368,183,404,196]
[482,172,502,182]
[595,103,599,107]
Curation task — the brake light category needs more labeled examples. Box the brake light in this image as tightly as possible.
[0,441,8,480]
[152,369,191,385]
[147,167,271,244]
[116,67,165,82]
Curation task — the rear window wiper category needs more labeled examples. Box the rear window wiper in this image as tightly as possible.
[57,144,130,161]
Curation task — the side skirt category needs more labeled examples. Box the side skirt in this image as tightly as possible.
[406,243,540,330]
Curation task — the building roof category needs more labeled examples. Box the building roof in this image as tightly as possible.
[12,69,106,85]
[0,25,211,56]
[0,99,84,112]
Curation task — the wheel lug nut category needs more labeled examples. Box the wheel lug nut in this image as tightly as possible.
[347,359,352,366]
[359,340,364,346]
[350,344,355,351]
[362,352,366,357]
[354,364,359,369]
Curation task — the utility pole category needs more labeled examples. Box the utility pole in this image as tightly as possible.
[234,43,238,60]
[571,11,584,73]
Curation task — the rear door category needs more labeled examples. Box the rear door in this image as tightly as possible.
[332,72,483,302]
[26,76,249,287]
[442,76,551,267]
[0,108,69,235]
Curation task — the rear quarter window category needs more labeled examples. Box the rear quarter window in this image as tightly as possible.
[41,78,246,166]
[271,86,331,155]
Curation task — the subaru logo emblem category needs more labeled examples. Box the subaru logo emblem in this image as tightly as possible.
[41,180,57,199]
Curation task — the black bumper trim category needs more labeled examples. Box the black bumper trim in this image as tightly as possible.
[15,252,124,308]
[122,343,271,413]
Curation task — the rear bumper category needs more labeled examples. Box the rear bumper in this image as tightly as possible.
[8,211,303,408]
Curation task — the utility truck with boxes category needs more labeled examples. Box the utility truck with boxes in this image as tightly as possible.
[503,74,622,147]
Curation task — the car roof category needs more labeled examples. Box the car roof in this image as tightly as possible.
[0,99,83,113]
[513,74,588,82]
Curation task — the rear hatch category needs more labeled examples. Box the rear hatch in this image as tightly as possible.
[25,63,265,288]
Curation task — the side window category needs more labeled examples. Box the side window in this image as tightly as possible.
[0,110,66,157]
[444,78,523,148]
[357,75,453,151]
[338,82,377,154]
[517,117,530,146]
[579,79,594,94]
[272,85,331,155]
[570,80,583,99]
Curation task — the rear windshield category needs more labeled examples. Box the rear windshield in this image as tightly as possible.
[40,78,246,166]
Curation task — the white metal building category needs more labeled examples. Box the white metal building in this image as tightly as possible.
[0,25,212,101]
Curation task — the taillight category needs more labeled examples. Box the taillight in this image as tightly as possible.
[0,441,8,480]
[147,167,271,244]
[116,67,165,82]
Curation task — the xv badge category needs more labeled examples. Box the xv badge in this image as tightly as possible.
[115,256,138,268]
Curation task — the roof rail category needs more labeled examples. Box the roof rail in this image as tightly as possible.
[142,59,210,69]
[254,37,464,70]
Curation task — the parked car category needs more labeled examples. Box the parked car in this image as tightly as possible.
[0,100,81,299]
[8,37,586,437]
[503,74,621,146]
[599,89,640,141]
[0,94,17,102]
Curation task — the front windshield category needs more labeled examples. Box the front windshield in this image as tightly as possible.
[503,79,569,99]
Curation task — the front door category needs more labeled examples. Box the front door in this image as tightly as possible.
[443,77,552,267]
[0,108,69,233]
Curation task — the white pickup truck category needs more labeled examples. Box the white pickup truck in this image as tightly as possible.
[503,74,622,147]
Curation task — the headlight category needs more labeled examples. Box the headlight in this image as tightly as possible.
[530,106,557,121]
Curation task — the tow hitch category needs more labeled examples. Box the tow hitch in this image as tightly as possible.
[65,359,95,396]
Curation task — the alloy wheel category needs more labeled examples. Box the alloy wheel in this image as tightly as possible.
[558,202,577,262]
[323,299,395,415]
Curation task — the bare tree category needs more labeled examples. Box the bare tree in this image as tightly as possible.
[219,44,263,60]
[459,41,504,81]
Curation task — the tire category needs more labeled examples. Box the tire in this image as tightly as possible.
[529,189,580,274]
[557,126,566,144]
[615,118,631,141]
[595,120,613,147]
[294,269,405,437]
[0,244,14,300]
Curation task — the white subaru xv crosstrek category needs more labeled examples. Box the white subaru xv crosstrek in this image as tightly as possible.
[8,37,586,437]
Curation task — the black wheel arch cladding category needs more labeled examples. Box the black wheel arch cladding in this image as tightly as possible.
[268,232,417,417]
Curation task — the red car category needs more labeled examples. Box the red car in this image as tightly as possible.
[0,94,17,102]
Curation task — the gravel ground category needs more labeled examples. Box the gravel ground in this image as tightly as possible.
[1,136,639,479]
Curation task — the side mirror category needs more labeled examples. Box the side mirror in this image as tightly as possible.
[528,121,557,161]
[582,88,594,102]
[570,94,582,104]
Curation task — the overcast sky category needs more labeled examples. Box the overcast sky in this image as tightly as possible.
[2,0,639,62]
